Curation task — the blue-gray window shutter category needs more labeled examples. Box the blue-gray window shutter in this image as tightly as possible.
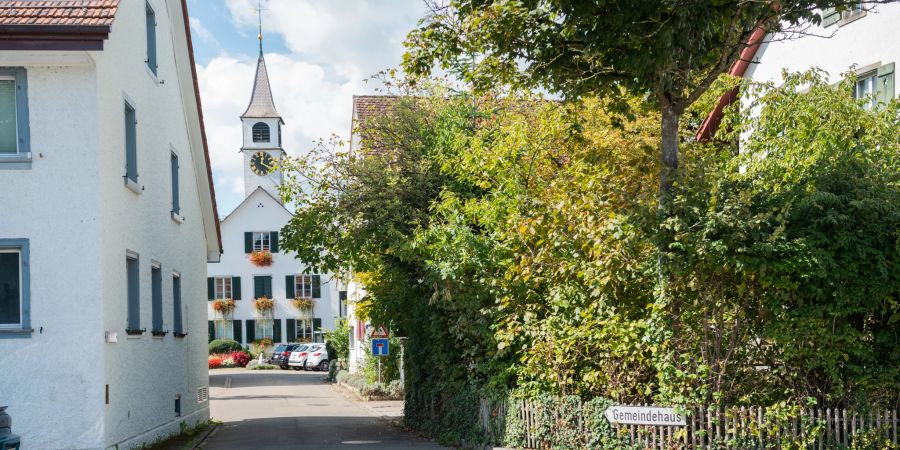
[232,276,241,300]
[245,320,256,342]
[311,275,321,298]
[208,321,215,342]
[145,2,157,75]
[286,319,296,342]
[313,318,322,340]
[285,275,295,298]
[173,276,183,334]
[233,319,242,343]
[126,256,140,330]
[244,232,253,253]
[270,231,279,253]
[124,103,137,182]
[273,319,282,343]
[170,153,180,214]
[151,266,162,332]
[207,277,214,300]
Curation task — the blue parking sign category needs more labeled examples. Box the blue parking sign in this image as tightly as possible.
[371,338,389,356]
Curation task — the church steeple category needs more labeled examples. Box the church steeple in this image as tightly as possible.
[241,2,285,201]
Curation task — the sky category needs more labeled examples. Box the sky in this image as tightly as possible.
[186,0,427,215]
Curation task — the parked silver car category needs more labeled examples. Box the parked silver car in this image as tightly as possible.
[287,343,312,371]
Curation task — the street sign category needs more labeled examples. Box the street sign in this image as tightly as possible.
[370,325,389,338]
[371,338,389,356]
[604,406,686,426]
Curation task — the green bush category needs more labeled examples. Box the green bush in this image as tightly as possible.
[250,363,279,370]
[208,339,243,355]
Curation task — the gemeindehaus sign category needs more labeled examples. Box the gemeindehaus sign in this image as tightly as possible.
[604,406,687,426]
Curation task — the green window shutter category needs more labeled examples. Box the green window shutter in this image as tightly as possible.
[254,276,264,298]
[207,277,214,300]
[313,318,322,341]
[877,62,895,104]
[233,276,242,300]
[233,319,243,344]
[273,319,282,343]
[286,319,296,342]
[246,320,256,342]
[311,274,321,298]
[264,276,273,298]
[270,231,279,253]
[285,275,295,298]
[208,321,214,343]
[244,232,253,253]
[822,7,839,27]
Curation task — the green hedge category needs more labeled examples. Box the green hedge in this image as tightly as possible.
[208,339,243,355]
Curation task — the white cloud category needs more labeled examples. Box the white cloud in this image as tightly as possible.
[188,16,217,45]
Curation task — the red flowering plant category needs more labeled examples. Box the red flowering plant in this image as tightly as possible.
[208,356,224,369]
[249,250,273,267]
[230,351,251,367]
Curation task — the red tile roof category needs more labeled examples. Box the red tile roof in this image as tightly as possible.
[0,1,118,27]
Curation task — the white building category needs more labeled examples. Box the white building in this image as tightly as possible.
[0,1,222,449]
[698,3,896,140]
[206,41,345,348]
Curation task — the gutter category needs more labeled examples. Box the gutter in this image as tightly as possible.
[0,24,112,51]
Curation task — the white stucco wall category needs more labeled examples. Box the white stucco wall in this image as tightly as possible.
[747,4,900,87]
[208,188,342,345]
[0,56,106,449]
[95,1,211,448]
[0,1,216,448]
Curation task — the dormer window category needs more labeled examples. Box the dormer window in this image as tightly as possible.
[252,122,270,143]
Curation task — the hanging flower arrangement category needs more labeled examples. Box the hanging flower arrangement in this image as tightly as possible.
[253,296,274,312]
[212,298,235,314]
[249,250,273,267]
[292,297,315,315]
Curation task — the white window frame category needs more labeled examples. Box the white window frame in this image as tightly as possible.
[214,276,232,299]
[295,274,313,299]
[296,318,314,341]
[214,320,233,340]
[0,248,22,328]
[255,318,274,340]
[252,232,270,252]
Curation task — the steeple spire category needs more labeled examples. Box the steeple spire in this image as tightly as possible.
[256,0,263,56]
[242,0,282,122]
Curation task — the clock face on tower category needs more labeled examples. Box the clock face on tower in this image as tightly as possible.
[250,151,275,176]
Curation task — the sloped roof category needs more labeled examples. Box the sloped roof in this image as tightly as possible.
[242,53,282,121]
[352,95,400,128]
[0,1,118,27]
[221,186,291,223]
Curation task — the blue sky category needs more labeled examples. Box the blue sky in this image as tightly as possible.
[186,0,427,215]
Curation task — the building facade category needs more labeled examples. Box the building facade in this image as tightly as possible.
[0,1,222,449]
[206,43,345,348]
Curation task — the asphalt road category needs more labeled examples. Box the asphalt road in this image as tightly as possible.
[203,369,445,449]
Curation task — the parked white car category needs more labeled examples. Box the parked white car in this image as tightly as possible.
[304,343,330,371]
[287,343,312,371]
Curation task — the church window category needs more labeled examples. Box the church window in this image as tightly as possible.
[252,122,270,143]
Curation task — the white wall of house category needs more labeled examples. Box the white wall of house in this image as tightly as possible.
[747,3,899,91]
[208,188,342,346]
[0,1,218,448]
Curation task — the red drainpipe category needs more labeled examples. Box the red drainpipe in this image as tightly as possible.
[695,26,768,142]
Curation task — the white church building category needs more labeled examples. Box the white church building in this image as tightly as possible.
[206,41,345,348]
[0,1,221,448]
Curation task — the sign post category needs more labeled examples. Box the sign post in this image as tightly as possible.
[603,406,686,426]
[371,338,390,384]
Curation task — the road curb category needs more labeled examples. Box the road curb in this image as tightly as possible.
[189,422,220,449]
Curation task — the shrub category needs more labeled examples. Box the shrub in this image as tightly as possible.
[209,339,243,355]
[387,379,404,398]
[231,351,252,367]
[250,363,279,370]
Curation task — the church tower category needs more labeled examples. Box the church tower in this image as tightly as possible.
[241,33,284,200]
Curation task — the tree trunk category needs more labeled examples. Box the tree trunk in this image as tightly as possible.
[659,101,680,198]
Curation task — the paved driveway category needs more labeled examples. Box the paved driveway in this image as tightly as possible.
[203,369,445,449]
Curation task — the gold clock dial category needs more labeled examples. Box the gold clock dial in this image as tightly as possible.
[250,151,275,176]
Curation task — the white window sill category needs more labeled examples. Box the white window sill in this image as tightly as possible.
[0,153,32,169]
[145,64,161,84]
[0,328,33,338]
[124,177,143,194]
[171,211,184,224]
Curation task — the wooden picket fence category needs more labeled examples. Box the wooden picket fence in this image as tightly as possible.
[478,398,900,449]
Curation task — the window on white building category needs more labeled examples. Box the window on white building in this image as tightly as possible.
[855,72,879,109]
[295,275,313,299]
[297,318,314,341]
[215,277,232,299]
[253,231,270,252]
[214,320,233,340]
[255,319,274,340]
[0,68,29,166]
[0,248,23,328]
